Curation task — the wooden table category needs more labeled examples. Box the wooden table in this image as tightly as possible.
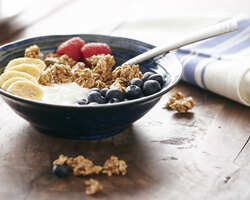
[0,1,250,199]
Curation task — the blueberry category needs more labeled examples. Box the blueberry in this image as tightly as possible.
[52,165,69,177]
[76,99,88,105]
[142,72,154,82]
[148,74,164,85]
[87,91,105,104]
[129,78,143,88]
[106,89,124,101]
[109,98,120,103]
[143,80,161,96]
[100,88,109,97]
[90,88,100,93]
[125,85,143,100]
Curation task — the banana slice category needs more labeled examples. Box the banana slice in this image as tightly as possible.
[5,57,46,72]
[6,64,41,80]
[7,80,43,100]
[1,77,28,90]
[0,71,37,87]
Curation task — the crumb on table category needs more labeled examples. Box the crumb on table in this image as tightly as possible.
[84,178,103,195]
[53,154,68,166]
[166,91,195,113]
[102,155,127,176]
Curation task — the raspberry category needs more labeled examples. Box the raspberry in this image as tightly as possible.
[57,37,85,61]
[81,43,111,60]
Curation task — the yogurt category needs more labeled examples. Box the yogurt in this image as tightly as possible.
[41,82,90,105]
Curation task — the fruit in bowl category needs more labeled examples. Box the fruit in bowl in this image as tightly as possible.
[0,37,165,106]
[0,34,182,139]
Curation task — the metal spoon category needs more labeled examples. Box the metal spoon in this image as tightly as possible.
[123,18,238,65]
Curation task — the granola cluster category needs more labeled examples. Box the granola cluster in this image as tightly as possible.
[53,154,127,177]
[39,63,73,85]
[53,154,127,195]
[58,54,77,67]
[25,45,143,90]
[73,68,96,88]
[53,154,68,166]
[24,45,43,60]
[166,91,195,113]
[87,54,115,82]
[43,54,77,69]
[84,179,103,195]
[67,155,102,176]
[102,156,127,176]
[112,64,142,82]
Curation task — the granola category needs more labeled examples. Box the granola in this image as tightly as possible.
[87,54,115,82]
[44,54,77,68]
[84,179,103,195]
[44,57,59,68]
[66,155,102,176]
[53,154,68,166]
[112,64,143,86]
[33,46,143,91]
[166,91,195,113]
[71,62,86,73]
[94,80,107,89]
[39,69,53,86]
[39,63,73,85]
[52,154,127,196]
[73,68,95,88]
[102,155,127,176]
[109,78,127,91]
[58,54,77,67]
[166,91,185,107]
[24,45,43,60]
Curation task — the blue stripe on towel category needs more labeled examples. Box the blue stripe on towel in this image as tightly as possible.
[183,56,204,85]
[200,59,218,89]
[220,37,250,54]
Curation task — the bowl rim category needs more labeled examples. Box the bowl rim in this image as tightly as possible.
[0,34,183,108]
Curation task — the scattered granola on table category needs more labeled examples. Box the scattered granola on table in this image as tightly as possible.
[102,155,127,176]
[52,154,127,196]
[53,154,68,166]
[166,91,195,113]
[66,155,102,176]
[84,178,103,195]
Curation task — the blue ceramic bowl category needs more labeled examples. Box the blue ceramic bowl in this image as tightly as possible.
[0,34,182,139]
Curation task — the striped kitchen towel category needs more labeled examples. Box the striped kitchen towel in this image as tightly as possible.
[177,17,250,106]
[109,15,250,106]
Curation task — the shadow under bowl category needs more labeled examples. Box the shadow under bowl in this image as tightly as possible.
[0,34,182,140]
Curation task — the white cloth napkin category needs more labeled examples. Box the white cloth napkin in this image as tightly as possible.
[110,16,250,106]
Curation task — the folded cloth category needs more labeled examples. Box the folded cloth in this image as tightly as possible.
[110,16,250,106]
[177,17,250,106]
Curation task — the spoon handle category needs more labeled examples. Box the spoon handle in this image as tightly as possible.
[123,18,238,65]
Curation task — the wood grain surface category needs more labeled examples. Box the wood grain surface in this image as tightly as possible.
[0,1,250,199]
